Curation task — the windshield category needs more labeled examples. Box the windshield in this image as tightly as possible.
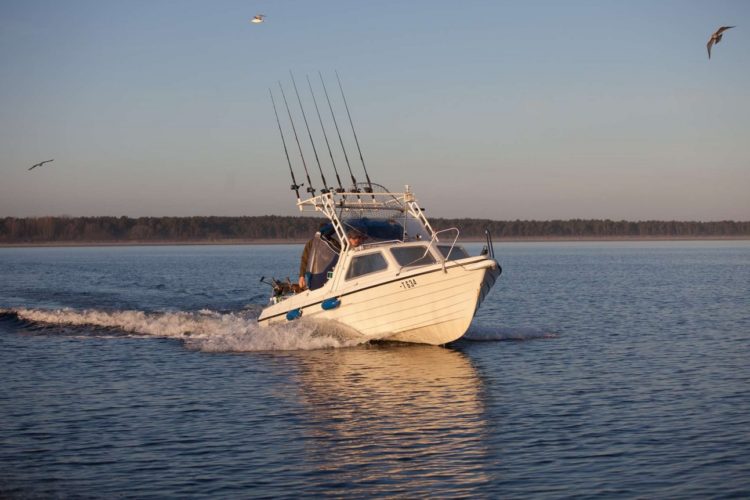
[438,245,469,260]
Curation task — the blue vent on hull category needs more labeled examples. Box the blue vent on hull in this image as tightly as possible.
[286,308,302,321]
[321,298,341,310]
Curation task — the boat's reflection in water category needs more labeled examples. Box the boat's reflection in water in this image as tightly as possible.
[292,344,491,495]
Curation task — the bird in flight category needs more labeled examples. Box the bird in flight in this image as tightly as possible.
[251,14,265,24]
[28,159,54,171]
[707,26,735,59]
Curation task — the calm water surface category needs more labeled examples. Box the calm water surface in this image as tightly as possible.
[1,242,749,498]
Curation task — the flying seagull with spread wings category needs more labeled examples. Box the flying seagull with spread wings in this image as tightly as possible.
[28,159,54,171]
[251,14,265,24]
[707,26,735,59]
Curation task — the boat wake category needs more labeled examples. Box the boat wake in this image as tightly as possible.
[0,308,556,350]
[0,307,367,352]
[463,325,558,341]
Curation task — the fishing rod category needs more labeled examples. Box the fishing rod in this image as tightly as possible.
[269,89,301,199]
[307,74,344,193]
[290,71,329,193]
[319,71,359,192]
[336,70,374,194]
[278,81,315,196]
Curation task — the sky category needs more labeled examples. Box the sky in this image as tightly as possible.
[1,0,748,221]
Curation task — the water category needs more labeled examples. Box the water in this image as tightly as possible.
[1,242,748,498]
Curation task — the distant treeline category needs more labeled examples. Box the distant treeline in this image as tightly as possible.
[1,216,749,244]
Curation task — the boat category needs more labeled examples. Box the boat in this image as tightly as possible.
[258,73,501,345]
[258,183,501,345]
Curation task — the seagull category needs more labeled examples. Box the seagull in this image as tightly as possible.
[251,14,265,24]
[707,26,735,59]
[28,159,54,171]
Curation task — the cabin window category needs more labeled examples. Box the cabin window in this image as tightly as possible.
[390,246,436,267]
[438,245,469,260]
[345,251,389,280]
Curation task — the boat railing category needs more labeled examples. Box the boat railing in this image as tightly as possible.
[430,227,460,272]
[483,229,496,259]
[395,227,460,276]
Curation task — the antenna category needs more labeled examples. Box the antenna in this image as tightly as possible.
[307,74,344,193]
[269,89,301,199]
[319,71,359,192]
[278,81,315,196]
[336,71,373,194]
[290,71,329,193]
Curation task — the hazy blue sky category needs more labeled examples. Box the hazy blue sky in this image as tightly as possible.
[1,0,748,220]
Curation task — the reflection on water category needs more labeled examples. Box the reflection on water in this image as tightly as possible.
[291,344,490,496]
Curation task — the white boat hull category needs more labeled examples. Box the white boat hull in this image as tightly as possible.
[258,256,500,345]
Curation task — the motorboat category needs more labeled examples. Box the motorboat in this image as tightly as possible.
[258,184,501,345]
[259,73,501,345]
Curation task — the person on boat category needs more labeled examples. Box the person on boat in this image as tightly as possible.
[298,226,367,290]
[298,224,339,291]
[345,228,367,248]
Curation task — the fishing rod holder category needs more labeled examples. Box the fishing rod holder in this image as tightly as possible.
[295,186,437,251]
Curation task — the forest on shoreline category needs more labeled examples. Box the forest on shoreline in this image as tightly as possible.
[2,216,749,244]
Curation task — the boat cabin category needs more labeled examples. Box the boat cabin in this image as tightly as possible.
[302,215,469,295]
[342,241,470,282]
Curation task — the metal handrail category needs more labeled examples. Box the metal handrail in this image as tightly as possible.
[484,229,495,259]
[433,227,460,260]
[432,227,460,273]
[395,227,460,276]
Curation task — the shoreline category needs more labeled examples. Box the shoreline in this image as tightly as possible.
[1,235,749,248]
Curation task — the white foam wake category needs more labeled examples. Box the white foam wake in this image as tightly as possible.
[1,307,367,352]
[463,325,558,341]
